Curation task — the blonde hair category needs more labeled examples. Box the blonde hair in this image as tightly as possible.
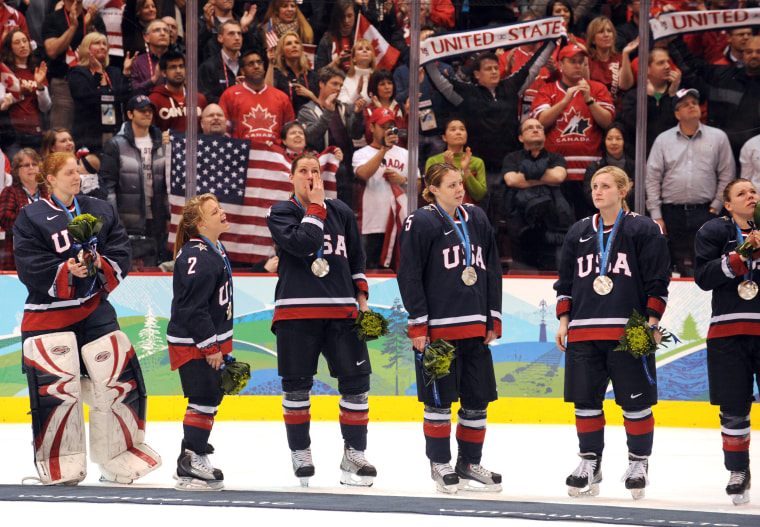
[11,148,41,187]
[77,32,110,68]
[174,194,220,259]
[422,162,458,203]
[590,165,631,212]
[38,152,77,192]
[258,0,314,44]
[274,31,310,75]
[585,16,618,61]
[348,38,376,77]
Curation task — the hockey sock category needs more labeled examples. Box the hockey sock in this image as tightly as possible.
[720,406,751,471]
[456,407,487,464]
[424,405,452,463]
[339,393,369,451]
[283,391,311,451]
[575,407,605,455]
[183,402,218,454]
[622,407,654,457]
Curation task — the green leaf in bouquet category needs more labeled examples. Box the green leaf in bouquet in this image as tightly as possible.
[67,213,103,242]
[422,338,456,386]
[220,360,251,395]
[354,310,390,342]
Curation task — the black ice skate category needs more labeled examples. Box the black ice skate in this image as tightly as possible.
[291,448,315,487]
[340,446,376,487]
[455,456,502,492]
[175,446,224,491]
[430,461,459,494]
[621,453,648,500]
[566,452,602,497]
[726,469,751,505]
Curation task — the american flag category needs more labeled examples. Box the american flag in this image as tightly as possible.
[168,132,339,264]
[266,19,279,51]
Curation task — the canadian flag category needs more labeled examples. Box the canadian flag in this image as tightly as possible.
[0,63,21,102]
[355,13,399,71]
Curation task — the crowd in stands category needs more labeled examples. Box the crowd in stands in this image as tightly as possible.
[2,0,760,277]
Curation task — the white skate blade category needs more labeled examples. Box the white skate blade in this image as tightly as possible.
[298,476,311,487]
[174,476,224,491]
[98,475,134,486]
[630,488,645,500]
[435,481,458,494]
[340,470,374,487]
[731,491,750,505]
[568,483,600,497]
[457,479,502,493]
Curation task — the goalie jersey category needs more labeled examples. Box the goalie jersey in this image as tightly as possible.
[554,212,670,342]
[397,203,502,341]
[266,198,368,323]
[167,238,233,370]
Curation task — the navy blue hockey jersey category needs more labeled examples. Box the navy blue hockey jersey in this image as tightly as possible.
[554,212,670,342]
[397,203,502,341]
[167,238,234,369]
[266,198,368,322]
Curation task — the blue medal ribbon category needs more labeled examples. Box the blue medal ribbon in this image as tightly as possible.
[199,235,233,280]
[735,222,754,284]
[597,209,625,279]
[293,195,324,260]
[436,204,471,268]
[23,187,40,204]
[415,345,441,407]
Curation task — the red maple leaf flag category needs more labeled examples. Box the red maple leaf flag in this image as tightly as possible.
[0,63,21,102]
[355,13,399,71]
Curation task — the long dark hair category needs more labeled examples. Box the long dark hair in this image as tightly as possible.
[0,29,39,71]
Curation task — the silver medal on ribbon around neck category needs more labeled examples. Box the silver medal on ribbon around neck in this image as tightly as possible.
[311,257,330,278]
[593,275,613,296]
[461,265,477,286]
[738,280,758,300]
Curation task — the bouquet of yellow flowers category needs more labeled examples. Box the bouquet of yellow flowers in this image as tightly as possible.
[735,203,760,257]
[220,355,251,395]
[614,309,673,359]
[354,310,390,342]
[67,213,103,276]
[419,338,457,387]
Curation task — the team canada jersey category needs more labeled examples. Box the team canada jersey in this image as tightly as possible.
[13,195,131,332]
[695,217,760,340]
[554,212,670,342]
[166,238,233,370]
[218,82,295,144]
[397,203,502,341]
[531,80,615,181]
[266,198,368,322]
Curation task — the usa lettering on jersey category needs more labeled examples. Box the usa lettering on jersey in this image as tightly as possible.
[322,234,347,258]
[577,252,632,278]
[442,244,486,270]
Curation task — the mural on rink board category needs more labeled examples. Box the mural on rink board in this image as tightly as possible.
[0,275,723,401]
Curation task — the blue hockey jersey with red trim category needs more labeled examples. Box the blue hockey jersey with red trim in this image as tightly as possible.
[14,195,130,332]
[554,212,670,342]
[695,216,760,340]
[167,238,234,370]
[266,197,368,322]
[397,203,502,341]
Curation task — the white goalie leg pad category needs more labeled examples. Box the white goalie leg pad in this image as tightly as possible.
[81,330,161,483]
[23,332,87,485]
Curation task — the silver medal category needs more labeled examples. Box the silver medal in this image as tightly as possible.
[593,275,613,296]
[461,266,477,286]
[311,257,330,278]
[226,302,232,320]
[738,280,759,300]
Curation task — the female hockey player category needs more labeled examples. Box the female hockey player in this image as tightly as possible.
[265,153,376,487]
[14,151,161,485]
[554,166,670,500]
[167,194,233,491]
[694,178,760,505]
[397,162,503,494]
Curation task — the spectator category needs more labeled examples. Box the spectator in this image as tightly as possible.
[257,0,314,46]
[315,0,356,72]
[531,44,614,220]
[0,28,50,156]
[0,0,29,54]
[646,88,735,277]
[683,0,732,64]
[739,133,760,190]
[68,32,134,155]
[0,148,46,270]
[122,0,160,55]
[425,118,486,205]
[544,0,585,47]
[200,102,226,135]
[198,0,259,63]
[365,68,407,149]
[198,20,243,105]
[162,15,184,54]
[149,50,208,131]
[618,47,680,158]
[583,122,636,211]
[500,117,571,270]
[42,0,106,129]
[714,27,752,68]
[131,18,170,96]
[614,0,639,54]
[585,16,635,114]
[353,107,417,270]
[100,94,169,267]
[39,127,103,197]
[218,48,295,145]
[92,0,128,69]
[338,38,374,109]
[298,65,366,206]
[264,30,319,115]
